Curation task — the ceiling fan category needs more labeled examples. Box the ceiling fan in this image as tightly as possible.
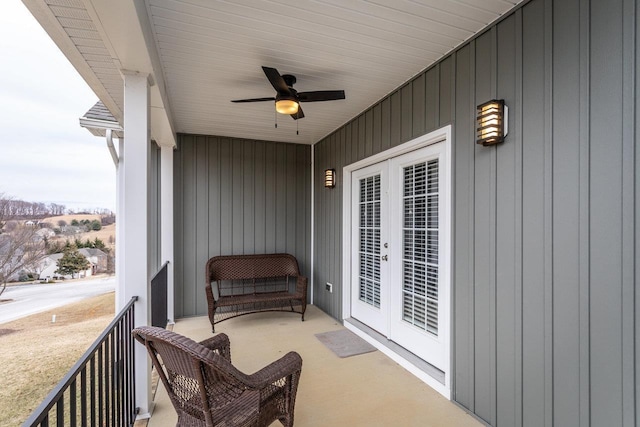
[231,66,346,120]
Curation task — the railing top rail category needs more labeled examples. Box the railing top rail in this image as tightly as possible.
[22,296,138,427]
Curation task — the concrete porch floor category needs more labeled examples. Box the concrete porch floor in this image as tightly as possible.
[146,305,482,427]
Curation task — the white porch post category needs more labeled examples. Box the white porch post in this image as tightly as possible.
[121,71,153,419]
[160,144,175,323]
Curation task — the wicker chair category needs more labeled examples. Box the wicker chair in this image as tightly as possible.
[132,326,302,427]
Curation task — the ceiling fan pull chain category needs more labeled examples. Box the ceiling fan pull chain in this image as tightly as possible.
[296,116,299,135]
[275,109,278,128]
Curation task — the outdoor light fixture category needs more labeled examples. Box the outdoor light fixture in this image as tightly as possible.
[476,99,508,146]
[275,98,299,115]
[324,169,336,188]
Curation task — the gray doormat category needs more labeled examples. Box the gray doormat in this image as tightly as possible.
[315,329,377,358]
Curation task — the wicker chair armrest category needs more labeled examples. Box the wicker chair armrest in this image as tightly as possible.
[245,351,303,389]
[205,283,216,303]
[295,275,308,296]
[199,333,231,360]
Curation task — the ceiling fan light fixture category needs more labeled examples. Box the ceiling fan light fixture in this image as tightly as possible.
[275,99,299,115]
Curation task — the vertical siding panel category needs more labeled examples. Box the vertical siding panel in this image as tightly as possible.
[286,144,297,255]
[208,138,221,259]
[265,142,277,253]
[372,104,382,155]
[425,66,439,131]
[495,14,518,427]
[401,83,412,142]
[365,109,374,158]
[473,31,496,426]
[182,136,197,316]
[635,1,640,423]
[195,137,209,315]
[390,91,401,147]
[590,0,624,424]
[412,73,426,137]
[298,145,310,276]
[440,57,453,126]
[453,44,474,411]
[276,144,287,253]
[358,115,366,160]
[232,140,243,254]
[335,134,344,315]
[341,127,350,166]
[620,0,636,425]
[254,142,266,253]
[521,2,548,426]
[243,140,255,253]
[578,0,591,423]
[552,0,581,425]
[380,97,391,152]
[347,122,356,163]
[174,137,185,317]
[219,138,233,256]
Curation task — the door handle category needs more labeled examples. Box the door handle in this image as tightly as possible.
[381,255,388,261]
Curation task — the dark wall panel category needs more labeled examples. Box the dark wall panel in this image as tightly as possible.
[175,134,311,318]
[311,0,638,425]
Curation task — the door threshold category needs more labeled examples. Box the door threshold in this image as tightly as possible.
[344,317,450,399]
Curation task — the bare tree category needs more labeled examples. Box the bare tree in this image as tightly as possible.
[0,193,13,232]
[0,225,47,296]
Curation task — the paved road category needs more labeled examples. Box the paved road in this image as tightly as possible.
[0,276,116,324]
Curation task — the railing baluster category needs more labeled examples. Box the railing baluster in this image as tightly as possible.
[80,367,87,427]
[22,297,138,427]
[69,379,76,427]
[56,394,64,426]
[89,356,95,427]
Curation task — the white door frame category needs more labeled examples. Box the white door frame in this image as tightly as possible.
[341,125,452,398]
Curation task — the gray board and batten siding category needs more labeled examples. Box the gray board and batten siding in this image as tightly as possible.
[313,0,639,426]
[173,135,311,320]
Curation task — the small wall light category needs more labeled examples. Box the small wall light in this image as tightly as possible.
[476,99,508,146]
[324,169,336,188]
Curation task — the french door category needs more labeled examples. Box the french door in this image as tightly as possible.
[350,143,449,371]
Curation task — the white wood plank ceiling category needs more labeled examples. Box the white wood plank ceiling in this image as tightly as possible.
[30,0,522,144]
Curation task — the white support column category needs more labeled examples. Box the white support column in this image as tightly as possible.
[116,137,125,311]
[121,71,153,419]
[160,144,175,323]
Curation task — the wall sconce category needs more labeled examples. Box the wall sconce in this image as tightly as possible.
[324,169,336,188]
[476,99,508,146]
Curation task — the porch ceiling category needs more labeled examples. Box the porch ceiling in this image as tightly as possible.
[24,0,522,145]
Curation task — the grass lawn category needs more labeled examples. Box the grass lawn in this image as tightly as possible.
[0,292,115,426]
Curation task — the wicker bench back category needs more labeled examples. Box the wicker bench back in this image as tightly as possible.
[205,253,308,332]
[207,253,300,282]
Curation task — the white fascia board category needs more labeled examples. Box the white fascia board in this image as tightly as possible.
[21,0,122,122]
[85,0,176,149]
[79,117,123,132]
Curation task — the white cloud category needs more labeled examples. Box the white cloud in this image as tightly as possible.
[0,2,116,212]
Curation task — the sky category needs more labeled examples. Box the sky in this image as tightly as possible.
[0,1,116,213]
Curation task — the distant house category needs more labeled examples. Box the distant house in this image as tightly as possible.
[35,228,55,239]
[78,248,108,274]
[38,248,107,280]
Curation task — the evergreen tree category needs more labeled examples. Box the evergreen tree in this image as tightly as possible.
[56,246,90,278]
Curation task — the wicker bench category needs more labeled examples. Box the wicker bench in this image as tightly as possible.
[205,253,308,332]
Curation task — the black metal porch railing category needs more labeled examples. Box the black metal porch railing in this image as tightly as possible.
[23,296,138,427]
[151,262,169,329]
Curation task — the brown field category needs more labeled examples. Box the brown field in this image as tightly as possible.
[42,214,116,251]
[0,292,115,426]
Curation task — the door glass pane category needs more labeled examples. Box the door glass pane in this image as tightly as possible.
[358,175,381,308]
[402,160,438,335]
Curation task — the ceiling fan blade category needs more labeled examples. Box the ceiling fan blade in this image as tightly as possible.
[231,97,275,103]
[291,106,305,120]
[298,90,345,102]
[262,66,291,95]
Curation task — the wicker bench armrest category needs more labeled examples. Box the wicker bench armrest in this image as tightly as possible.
[295,275,308,296]
[245,351,303,389]
[199,333,231,360]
